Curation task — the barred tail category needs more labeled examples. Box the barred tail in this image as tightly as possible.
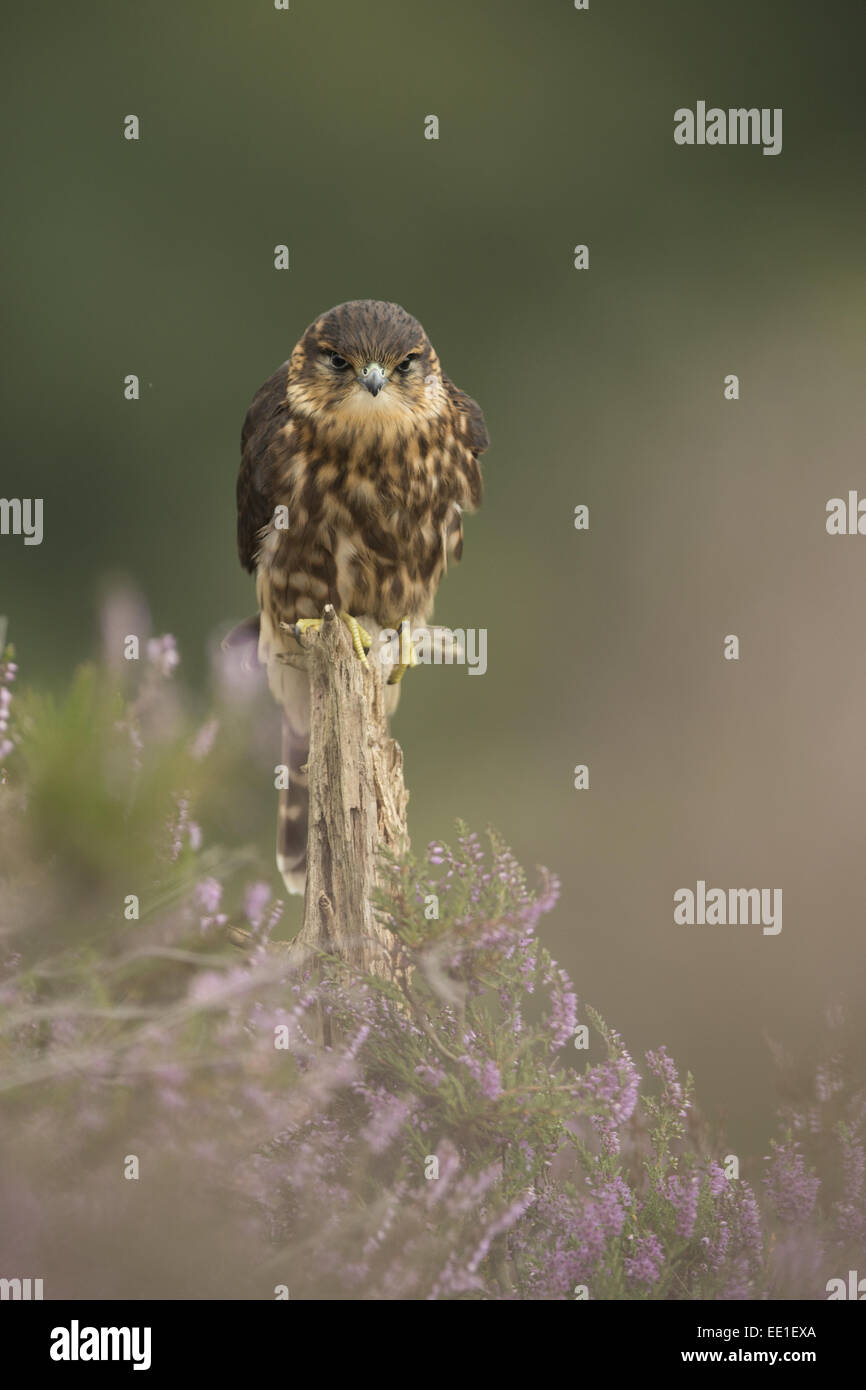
[276,716,309,896]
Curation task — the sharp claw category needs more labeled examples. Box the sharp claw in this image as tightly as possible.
[292,612,374,668]
[342,613,370,666]
[388,619,416,685]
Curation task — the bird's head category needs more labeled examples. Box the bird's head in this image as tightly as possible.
[287,300,446,437]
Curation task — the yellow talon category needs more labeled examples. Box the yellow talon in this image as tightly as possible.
[388,619,417,685]
[342,613,372,666]
[293,612,371,667]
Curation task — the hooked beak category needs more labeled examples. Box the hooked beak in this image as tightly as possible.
[360,363,386,397]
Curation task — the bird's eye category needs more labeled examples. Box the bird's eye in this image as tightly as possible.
[396,355,418,375]
[328,352,348,370]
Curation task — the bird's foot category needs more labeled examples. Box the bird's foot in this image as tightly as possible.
[293,611,372,667]
[388,619,418,685]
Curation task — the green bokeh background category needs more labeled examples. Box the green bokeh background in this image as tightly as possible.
[3,0,866,1150]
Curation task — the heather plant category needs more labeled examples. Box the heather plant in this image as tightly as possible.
[0,618,863,1299]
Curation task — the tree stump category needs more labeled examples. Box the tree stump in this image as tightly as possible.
[286,605,409,982]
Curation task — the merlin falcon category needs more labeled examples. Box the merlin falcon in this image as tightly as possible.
[236,299,489,893]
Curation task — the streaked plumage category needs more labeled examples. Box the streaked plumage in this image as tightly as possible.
[236,299,488,892]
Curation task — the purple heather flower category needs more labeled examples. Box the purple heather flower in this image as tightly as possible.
[590,1115,621,1156]
[358,1089,411,1154]
[425,1140,462,1204]
[662,1172,701,1238]
[192,877,227,934]
[646,1044,686,1111]
[465,1186,536,1275]
[546,966,578,1052]
[479,1060,502,1100]
[342,1024,370,1062]
[833,1123,866,1244]
[146,634,180,677]
[459,1051,503,1100]
[0,653,16,763]
[593,1175,633,1237]
[699,1219,731,1274]
[707,1161,728,1197]
[244,880,272,928]
[727,1180,764,1267]
[583,1043,642,1154]
[195,877,223,915]
[624,1233,665,1288]
[414,1060,446,1086]
[763,1139,820,1224]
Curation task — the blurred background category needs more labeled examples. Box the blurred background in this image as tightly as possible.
[2,0,865,1153]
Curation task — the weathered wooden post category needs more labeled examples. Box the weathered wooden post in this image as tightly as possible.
[285,605,409,981]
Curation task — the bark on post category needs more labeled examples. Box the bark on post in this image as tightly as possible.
[287,604,409,980]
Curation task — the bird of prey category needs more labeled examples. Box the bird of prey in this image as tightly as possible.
[236,299,488,893]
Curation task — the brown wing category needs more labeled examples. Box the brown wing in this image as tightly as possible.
[441,375,489,562]
[442,375,488,455]
[237,362,291,573]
